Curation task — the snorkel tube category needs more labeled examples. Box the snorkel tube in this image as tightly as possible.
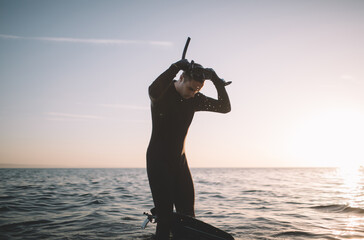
[182,37,191,60]
[181,37,231,86]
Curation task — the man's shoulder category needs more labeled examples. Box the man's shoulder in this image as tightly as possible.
[194,92,207,99]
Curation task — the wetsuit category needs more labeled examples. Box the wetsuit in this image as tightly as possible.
[147,64,231,239]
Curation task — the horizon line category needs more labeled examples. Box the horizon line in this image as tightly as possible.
[0,164,338,169]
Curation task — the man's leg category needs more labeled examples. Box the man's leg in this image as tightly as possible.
[174,154,195,217]
[154,197,173,240]
[147,159,175,240]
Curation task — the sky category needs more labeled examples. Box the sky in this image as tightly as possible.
[0,0,363,168]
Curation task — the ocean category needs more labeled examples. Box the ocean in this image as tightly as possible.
[0,168,363,240]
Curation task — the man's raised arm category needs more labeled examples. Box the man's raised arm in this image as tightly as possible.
[194,68,231,113]
[148,59,189,103]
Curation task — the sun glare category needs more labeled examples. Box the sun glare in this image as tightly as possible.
[287,109,364,168]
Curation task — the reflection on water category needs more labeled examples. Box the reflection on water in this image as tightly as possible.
[334,166,364,240]
[338,165,361,186]
[337,166,363,205]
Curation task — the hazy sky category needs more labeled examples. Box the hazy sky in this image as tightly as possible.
[1,0,363,168]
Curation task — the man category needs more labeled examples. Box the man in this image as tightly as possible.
[147,59,231,239]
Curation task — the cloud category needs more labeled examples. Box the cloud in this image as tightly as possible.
[0,34,22,39]
[97,104,149,111]
[45,112,103,121]
[0,34,173,46]
[340,74,360,84]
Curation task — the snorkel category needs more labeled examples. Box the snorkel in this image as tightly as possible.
[181,37,232,86]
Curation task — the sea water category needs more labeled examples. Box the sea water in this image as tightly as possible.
[0,168,363,240]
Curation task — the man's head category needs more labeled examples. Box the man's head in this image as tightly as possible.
[184,62,206,84]
[175,71,204,99]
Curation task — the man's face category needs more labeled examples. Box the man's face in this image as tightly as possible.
[179,77,204,99]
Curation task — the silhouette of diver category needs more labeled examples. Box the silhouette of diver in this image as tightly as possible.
[147,59,231,240]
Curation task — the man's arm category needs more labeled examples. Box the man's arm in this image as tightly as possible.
[194,83,231,113]
[148,59,189,103]
[194,68,231,113]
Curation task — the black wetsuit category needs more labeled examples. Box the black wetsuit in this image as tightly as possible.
[147,64,231,239]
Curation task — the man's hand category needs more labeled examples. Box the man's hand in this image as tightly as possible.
[173,59,190,71]
[204,68,232,86]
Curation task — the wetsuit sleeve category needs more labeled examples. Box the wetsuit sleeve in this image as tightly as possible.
[149,65,179,103]
[194,82,231,113]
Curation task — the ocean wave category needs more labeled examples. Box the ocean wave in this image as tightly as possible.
[87,199,104,205]
[211,194,225,199]
[241,189,266,193]
[311,204,364,215]
[273,231,337,239]
[14,185,34,190]
[0,195,15,200]
[0,219,52,230]
[0,206,12,212]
